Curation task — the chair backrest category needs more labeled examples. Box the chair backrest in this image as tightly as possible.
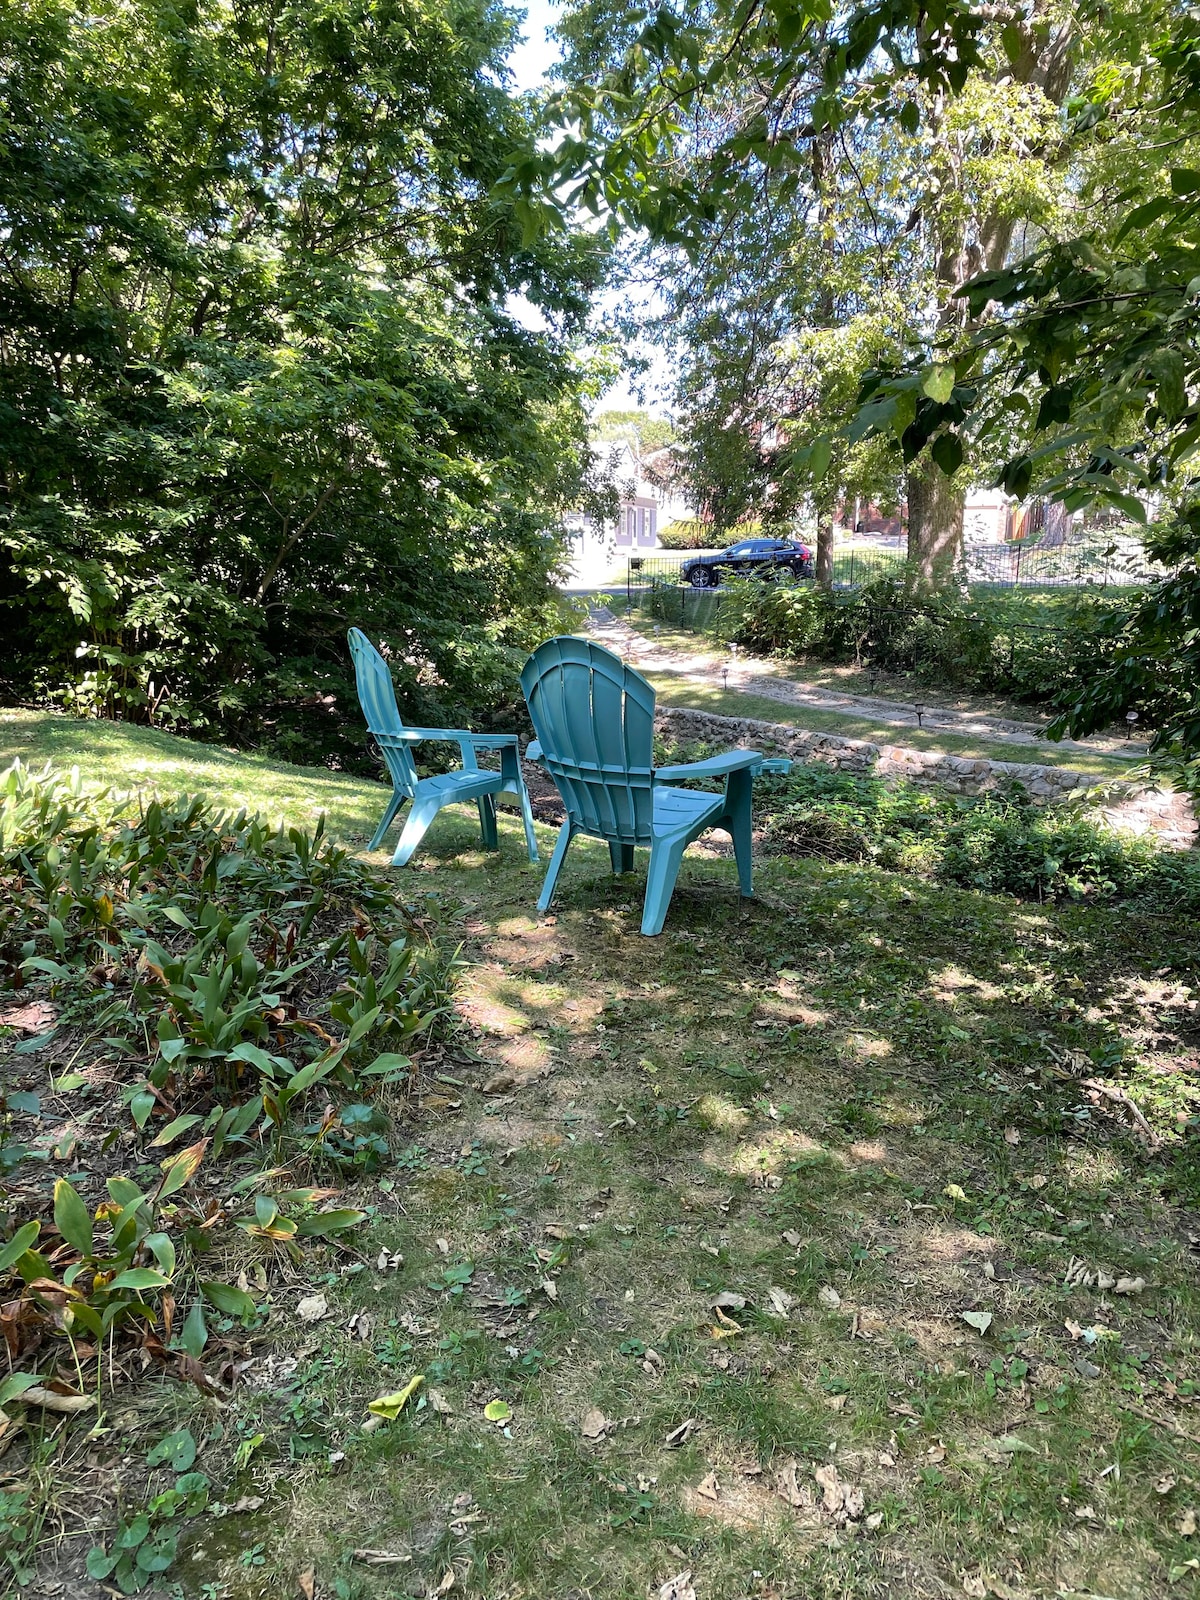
[521,636,655,845]
[347,628,418,799]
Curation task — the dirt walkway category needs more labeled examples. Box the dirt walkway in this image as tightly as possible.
[588,605,1146,760]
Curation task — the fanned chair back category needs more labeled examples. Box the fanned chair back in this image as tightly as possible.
[348,627,419,800]
[520,637,656,845]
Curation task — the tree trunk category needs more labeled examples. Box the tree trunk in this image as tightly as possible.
[906,463,964,592]
[815,505,834,589]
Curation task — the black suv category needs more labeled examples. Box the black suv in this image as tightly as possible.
[680,538,814,587]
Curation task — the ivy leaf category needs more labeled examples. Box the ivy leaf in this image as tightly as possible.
[146,1428,197,1471]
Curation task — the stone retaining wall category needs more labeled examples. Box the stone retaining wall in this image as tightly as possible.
[656,705,1198,850]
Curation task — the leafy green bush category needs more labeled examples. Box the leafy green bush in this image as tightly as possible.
[752,762,1200,911]
[0,761,454,1427]
[704,574,1150,719]
[657,519,714,549]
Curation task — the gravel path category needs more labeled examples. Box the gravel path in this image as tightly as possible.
[585,604,1145,759]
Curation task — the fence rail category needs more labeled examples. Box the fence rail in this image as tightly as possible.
[626,535,1173,598]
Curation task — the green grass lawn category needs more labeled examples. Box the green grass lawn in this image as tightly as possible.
[611,611,1136,776]
[645,671,1131,776]
[4,718,1200,1600]
[0,707,393,847]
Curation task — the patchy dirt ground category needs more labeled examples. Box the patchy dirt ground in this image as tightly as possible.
[5,764,1200,1600]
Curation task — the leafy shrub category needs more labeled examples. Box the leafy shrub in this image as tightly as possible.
[0,762,454,1396]
[701,574,1147,718]
[657,519,714,549]
[751,761,1200,911]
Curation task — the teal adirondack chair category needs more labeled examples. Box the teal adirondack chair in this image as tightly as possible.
[348,628,538,867]
[520,636,788,936]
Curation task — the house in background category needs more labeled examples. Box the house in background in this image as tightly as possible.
[562,440,696,585]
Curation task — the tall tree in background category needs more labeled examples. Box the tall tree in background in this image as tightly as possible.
[541,1,1083,590]
[0,0,603,761]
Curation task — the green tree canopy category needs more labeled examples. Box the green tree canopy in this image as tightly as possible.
[0,0,604,762]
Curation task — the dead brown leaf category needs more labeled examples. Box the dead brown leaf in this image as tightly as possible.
[580,1408,610,1440]
[298,1569,315,1600]
[664,1418,699,1449]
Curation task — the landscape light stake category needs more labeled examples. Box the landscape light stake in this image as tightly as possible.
[914,701,925,730]
[1126,710,1139,739]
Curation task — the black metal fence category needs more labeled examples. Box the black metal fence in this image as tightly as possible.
[626,535,1171,601]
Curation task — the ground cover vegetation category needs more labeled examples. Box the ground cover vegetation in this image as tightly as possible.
[0,759,459,1593]
[643,574,1154,730]
[0,0,607,767]
[520,0,1200,782]
[2,724,1199,1598]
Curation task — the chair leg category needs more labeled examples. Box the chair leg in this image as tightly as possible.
[517,779,539,864]
[477,793,499,851]
[391,795,443,867]
[641,833,689,936]
[726,768,754,897]
[367,789,406,852]
[537,821,575,912]
[609,841,635,875]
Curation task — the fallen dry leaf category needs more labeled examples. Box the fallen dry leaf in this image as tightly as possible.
[926,1442,947,1464]
[696,1472,720,1501]
[774,1458,812,1509]
[540,1278,558,1302]
[0,999,56,1032]
[656,1573,696,1600]
[296,1293,330,1324]
[1180,1508,1197,1537]
[580,1408,610,1440]
[814,1462,865,1524]
[962,1576,986,1599]
[1157,1474,1178,1496]
[824,1394,847,1412]
[13,1385,95,1415]
[482,1073,516,1094]
[229,1495,266,1513]
[817,1286,841,1310]
[298,1569,315,1600]
[375,1249,403,1271]
[781,1230,803,1248]
[1114,1275,1146,1295]
[1003,1127,1020,1146]
[711,1290,746,1311]
[664,1418,699,1448]
[766,1286,794,1317]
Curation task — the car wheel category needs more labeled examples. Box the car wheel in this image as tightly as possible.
[791,562,811,580]
[689,567,712,587]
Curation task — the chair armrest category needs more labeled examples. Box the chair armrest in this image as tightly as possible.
[526,739,544,763]
[387,728,516,747]
[758,758,792,775]
[654,748,763,782]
